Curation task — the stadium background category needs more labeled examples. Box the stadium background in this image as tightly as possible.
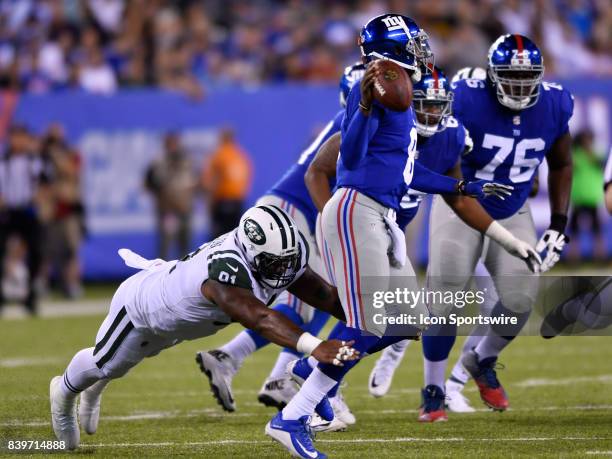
[1,1,612,457]
[0,0,610,282]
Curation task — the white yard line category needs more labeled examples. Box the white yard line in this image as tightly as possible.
[79,437,611,448]
[515,375,612,387]
[5,404,612,428]
[0,300,108,320]
[0,357,65,368]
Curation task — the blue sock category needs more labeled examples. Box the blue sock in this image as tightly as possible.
[422,322,457,362]
[247,303,304,349]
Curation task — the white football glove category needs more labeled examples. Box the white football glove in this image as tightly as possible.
[535,229,568,273]
[486,221,542,273]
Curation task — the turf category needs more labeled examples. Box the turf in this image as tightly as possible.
[1,314,612,458]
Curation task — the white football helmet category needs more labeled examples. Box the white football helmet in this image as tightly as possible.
[237,205,302,289]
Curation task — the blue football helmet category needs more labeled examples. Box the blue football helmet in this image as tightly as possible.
[412,66,453,137]
[487,34,544,110]
[339,62,366,108]
[359,14,434,82]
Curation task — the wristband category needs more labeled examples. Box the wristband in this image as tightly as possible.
[296,332,323,355]
[549,213,568,233]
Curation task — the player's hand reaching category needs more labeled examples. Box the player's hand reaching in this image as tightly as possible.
[459,180,514,200]
[359,61,381,113]
[312,339,360,367]
[507,238,543,273]
[536,229,568,272]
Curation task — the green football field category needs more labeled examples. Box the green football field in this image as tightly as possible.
[1,313,612,458]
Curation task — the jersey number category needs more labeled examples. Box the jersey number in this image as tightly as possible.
[219,271,237,284]
[475,134,544,183]
[403,127,418,185]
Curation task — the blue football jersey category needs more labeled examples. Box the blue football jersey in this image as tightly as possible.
[336,84,418,210]
[268,110,343,232]
[453,78,573,219]
[396,117,468,230]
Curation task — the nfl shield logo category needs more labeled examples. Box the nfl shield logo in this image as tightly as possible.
[513,116,521,125]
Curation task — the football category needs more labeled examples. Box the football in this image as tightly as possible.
[372,60,413,112]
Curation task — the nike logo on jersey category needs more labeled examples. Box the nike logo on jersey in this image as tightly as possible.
[227,263,240,273]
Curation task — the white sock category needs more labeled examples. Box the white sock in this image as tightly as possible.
[390,339,411,355]
[269,351,299,379]
[219,331,257,369]
[448,360,469,386]
[62,347,105,398]
[474,334,510,360]
[424,358,447,389]
[282,367,337,420]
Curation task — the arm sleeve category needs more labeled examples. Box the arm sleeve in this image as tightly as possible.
[410,162,460,194]
[339,88,381,170]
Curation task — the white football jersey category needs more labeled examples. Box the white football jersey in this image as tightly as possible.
[123,230,309,341]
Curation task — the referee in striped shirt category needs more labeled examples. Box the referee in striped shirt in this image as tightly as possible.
[0,126,46,314]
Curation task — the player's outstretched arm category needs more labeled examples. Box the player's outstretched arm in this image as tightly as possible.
[202,280,358,365]
[537,132,573,272]
[443,161,541,272]
[304,131,341,212]
[288,266,346,321]
[411,162,513,200]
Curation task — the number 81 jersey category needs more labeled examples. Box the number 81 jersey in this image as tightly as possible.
[452,77,574,219]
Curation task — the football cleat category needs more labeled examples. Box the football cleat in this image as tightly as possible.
[265,412,327,459]
[418,385,448,422]
[330,390,355,425]
[50,376,80,450]
[368,344,407,397]
[461,349,509,411]
[258,376,298,410]
[310,413,348,433]
[196,350,237,412]
[286,358,334,422]
[78,380,108,434]
[444,380,476,413]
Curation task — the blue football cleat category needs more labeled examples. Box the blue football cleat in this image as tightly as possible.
[265,412,327,459]
[287,359,334,422]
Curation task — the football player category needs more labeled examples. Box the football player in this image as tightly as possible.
[265,14,518,458]
[369,67,495,413]
[194,62,365,414]
[287,66,540,430]
[49,206,359,450]
[419,34,574,421]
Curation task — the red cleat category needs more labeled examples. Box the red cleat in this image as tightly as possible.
[418,385,448,422]
[461,350,509,411]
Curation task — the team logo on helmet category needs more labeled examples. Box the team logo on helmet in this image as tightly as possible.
[244,219,266,245]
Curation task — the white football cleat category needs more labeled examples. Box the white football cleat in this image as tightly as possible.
[330,390,355,425]
[79,379,108,434]
[445,381,476,413]
[258,376,298,410]
[310,413,347,432]
[196,350,237,412]
[368,342,408,397]
[50,376,80,450]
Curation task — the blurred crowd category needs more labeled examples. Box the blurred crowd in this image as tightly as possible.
[0,0,610,96]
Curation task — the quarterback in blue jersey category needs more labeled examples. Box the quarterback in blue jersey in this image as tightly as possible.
[421,34,574,420]
[277,66,540,433]
[194,63,364,415]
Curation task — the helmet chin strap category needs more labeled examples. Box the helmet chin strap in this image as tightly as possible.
[499,92,531,110]
[415,121,438,137]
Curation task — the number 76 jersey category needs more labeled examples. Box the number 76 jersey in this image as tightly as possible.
[452,78,574,219]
